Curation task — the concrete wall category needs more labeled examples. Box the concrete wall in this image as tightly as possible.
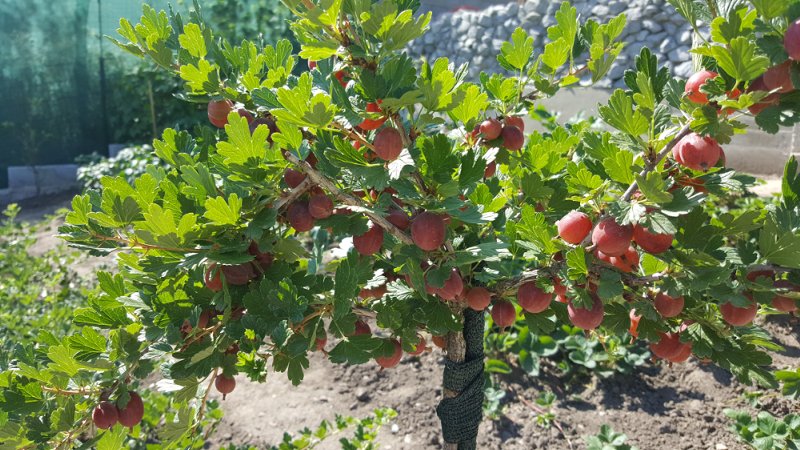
[2,165,80,203]
[540,88,798,176]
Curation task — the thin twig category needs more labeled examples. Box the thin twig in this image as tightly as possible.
[622,123,693,202]
[284,152,415,245]
[274,177,314,210]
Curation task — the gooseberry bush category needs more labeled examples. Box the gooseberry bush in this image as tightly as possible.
[4,0,800,448]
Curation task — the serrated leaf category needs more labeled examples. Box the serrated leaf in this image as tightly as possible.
[599,90,649,137]
[449,85,488,125]
[499,27,534,70]
[203,194,242,226]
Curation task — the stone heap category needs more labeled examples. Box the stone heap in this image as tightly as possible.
[408,0,695,87]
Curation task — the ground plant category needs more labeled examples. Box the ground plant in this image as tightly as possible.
[3,0,800,449]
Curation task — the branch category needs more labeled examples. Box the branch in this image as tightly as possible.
[284,152,415,246]
[273,177,314,210]
[622,123,693,202]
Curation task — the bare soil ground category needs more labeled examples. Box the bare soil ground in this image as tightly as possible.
[208,317,799,450]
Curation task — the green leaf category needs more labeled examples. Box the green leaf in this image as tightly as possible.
[328,335,383,365]
[599,90,649,137]
[217,113,269,166]
[547,2,578,51]
[758,213,800,268]
[499,27,535,70]
[693,37,769,82]
[179,59,219,94]
[710,6,756,44]
[541,38,570,73]
[69,327,108,360]
[203,194,242,226]
[748,0,788,20]
[178,23,207,58]
[449,84,488,125]
[636,172,674,204]
[603,150,636,185]
[781,156,800,209]
[566,247,588,280]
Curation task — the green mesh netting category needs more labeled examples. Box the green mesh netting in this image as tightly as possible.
[0,0,292,189]
[436,308,485,449]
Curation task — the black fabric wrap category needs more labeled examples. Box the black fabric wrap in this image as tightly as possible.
[436,308,485,449]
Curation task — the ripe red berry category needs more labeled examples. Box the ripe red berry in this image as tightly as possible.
[466,287,492,311]
[308,193,334,219]
[432,335,446,349]
[359,284,387,299]
[236,108,254,124]
[556,211,593,245]
[117,392,145,429]
[501,125,524,151]
[353,224,384,256]
[504,116,525,132]
[650,331,691,363]
[215,374,236,400]
[553,277,567,297]
[437,269,464,301]
[629,309,641,338]
[92,401,119,430]
[208,100,234,128]
[720,300,758,326]
[747,76,781,115]
[567,293,604,330]
[411,212,446,251]
[483,161,497,178]
[315,334,327,352]
[375,339,403,368]
[205,265,223,292]
[763,61,795,94]
[685,70,718,104]
[633,225,673,254]
[287,201,315,232]
[359,102,387,131]
[609,246,640,273]
[491,299,517,328]
[248,241,274,270]
[387,209,411,230]
[353,319,372,336]
[517,282,552,314]
[654,293,685,318]
[773,280,799,313]
[591,217,634,257]
[221,264,257,286]
[373,128,404,161]
[479,118,502,140]
[784,20,800,60]
[308,60,317,70]
[673,133,722,172]
[284,168,307,188]
[334,70,348,88]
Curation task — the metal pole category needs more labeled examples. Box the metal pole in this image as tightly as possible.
[97,0,110,154]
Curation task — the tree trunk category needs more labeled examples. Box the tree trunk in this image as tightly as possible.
[438,306,485,450]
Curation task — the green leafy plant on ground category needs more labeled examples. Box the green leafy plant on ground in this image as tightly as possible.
[76,145,163,191]
[0,205,87,364]
[4,0,800,449]
[725,409,800,450]
[223,407,396,450]
[584,425,638,450]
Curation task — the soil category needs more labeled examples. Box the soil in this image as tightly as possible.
[209,316,799,450]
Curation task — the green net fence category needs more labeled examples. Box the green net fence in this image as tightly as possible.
[0,0,292,189]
